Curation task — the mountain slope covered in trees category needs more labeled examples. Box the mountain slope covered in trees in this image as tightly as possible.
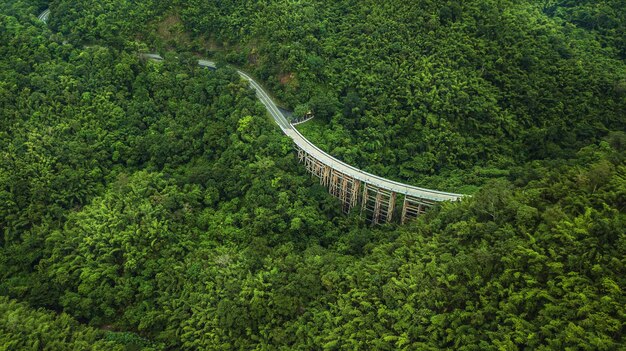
[43,0,626,191]
[164,0,626,191]
[0,0,624,350]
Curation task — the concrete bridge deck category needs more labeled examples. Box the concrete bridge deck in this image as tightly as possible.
[211,63,463,203]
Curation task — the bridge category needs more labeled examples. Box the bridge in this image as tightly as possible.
[38,10,465,224]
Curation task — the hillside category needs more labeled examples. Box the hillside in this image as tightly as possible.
[0,0,624,349]
[173,0,626,190]
[44,0,626,191]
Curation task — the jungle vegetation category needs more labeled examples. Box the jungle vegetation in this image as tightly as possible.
[1,0,624,350]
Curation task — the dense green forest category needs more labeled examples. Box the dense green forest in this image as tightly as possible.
[172,0,626,191]
[1,0,625,350]
[40,0,626,191]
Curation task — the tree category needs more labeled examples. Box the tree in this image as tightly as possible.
[292,103,311,122]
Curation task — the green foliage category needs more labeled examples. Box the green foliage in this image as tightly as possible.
[293,103,311,121]
[544,0,626,58]
[43,0,626,191]
[171,0,626,191]
[1,1,624,350]
[0,296,157,350]
[47,0,167,46]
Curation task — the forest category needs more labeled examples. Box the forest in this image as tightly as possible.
[1,0,624,350]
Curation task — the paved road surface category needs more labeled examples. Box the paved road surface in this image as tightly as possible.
[198,61,463,202]
[37,9,50,23]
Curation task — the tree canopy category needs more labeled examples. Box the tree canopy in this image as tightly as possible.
[0,0,624,349]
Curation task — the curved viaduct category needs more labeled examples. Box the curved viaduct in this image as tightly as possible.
[38,10,465,224]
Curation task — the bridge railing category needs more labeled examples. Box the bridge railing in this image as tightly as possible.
[287,127,464,202]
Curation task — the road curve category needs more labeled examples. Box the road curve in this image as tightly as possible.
[37,9,50,23]
[38,9,465,203]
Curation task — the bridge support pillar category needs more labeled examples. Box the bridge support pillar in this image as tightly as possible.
[297,147,305,162]
[401,195,434,224]
[361,184,396,225]
[328,170,359,213]
[387,192,397,222]
[303,152,329,187]
[295,145,446,225]
[321,165,331,187]
[350,180,360,210]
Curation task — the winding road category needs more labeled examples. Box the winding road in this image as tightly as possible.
[37,9,50,23]
[38,9,464,204]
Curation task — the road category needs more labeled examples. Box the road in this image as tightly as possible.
[37,9,50,23]
[199,62,464,202]
[39,9,465,202]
